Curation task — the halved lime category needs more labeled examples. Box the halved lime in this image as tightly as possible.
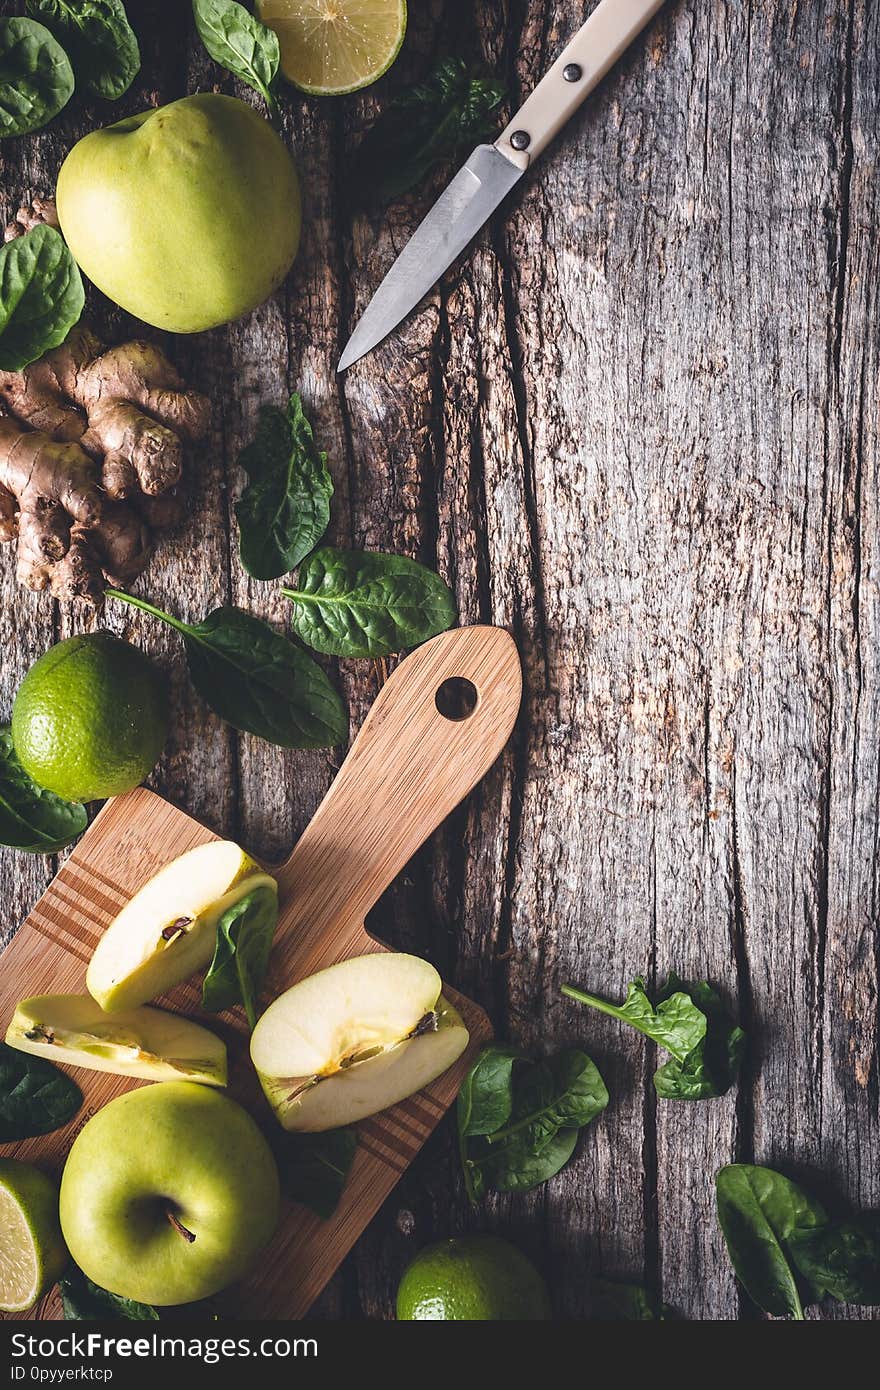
[257,0,406,96]
[0,1159,68,1313]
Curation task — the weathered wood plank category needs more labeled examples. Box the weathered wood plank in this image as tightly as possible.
[818,0,880,1323]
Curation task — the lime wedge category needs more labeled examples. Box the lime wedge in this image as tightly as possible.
[0,1160,67,1313]
[257,0,406,95]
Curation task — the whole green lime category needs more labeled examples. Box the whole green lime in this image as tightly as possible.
[12,633,167,803]
[396,1235,552,1321]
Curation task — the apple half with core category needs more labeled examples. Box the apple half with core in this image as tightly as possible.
[6,995,227,1087]
[87,840,276,1013]
[60,1082,280,1306]
[250,953,469,1131]
[56,94,301,333]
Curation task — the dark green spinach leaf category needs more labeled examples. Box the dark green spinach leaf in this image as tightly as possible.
[0,16,74,138]
[653,976,745,1100]
[106,591,348,750]
[563,977,706,1060]
[352,57,505,204]
[236,393,333,580]
[180,607,348,749]
[715,1164,827,1319]
[457,1043,525,1203]
[201,883,278,1029]
[275,1127,357,1220]
[0,223,84,373]
[192,0,279,114]
[790,1215,880,1306]
[0,725,87,852]
[458,1046,607,1200]
[0,1040,82,1141]
[283,547,457,658]
[564,972,745,1100]
[480,1123,580,1194]
[591,1279,672,1320]
[486,1048,609,1147]
[457,1043,524,1138]
[26,0,140,100]
[60,1268,159,1320]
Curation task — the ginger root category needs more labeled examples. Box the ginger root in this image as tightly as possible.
[3,197,60,243]
[0,324,210,603]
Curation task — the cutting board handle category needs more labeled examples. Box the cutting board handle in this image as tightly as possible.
[270,626,522,975]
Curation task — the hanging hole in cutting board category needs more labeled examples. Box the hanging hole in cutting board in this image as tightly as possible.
[435,677,478,721]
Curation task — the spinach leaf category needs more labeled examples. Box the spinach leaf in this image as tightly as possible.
[192,0,279,115]
[26,0,140,100]
[0,1041,82,1141]
[283,547,457,658]
[0,224,85,372]
[457,1044,525,1203]
[653,976,745,1100]
[790,1215,880,1306]
[563,977,706,1061]
[591,1279,672,1320]
[0,16,74,138]
[480,1124,579,1194]
[352,57,505,204]
[60,1268,159,1320]
[201,883,278,1029]
[459,1047,608,1199]
[457,1044,524,1138]
[275,1127,357,1219]
[486,1049,610,1146]
[181,607,348,748]
[564,973,745,1100]
[715,1164,827,1319]
[236,394,333,580]
[106,591,348,750]
[0,725,87,852]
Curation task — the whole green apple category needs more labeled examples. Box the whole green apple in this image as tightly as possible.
[56,94,301,333]
[59,1082,280,1306]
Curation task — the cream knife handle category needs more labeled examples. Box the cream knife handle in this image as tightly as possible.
[496,0,667,166]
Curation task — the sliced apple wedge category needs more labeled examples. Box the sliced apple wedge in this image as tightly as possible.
[86,840,277,1013]
[250,953,469,1131]
[6,995,227,1086]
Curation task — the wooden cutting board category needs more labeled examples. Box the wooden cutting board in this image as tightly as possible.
[0,625,521,1320]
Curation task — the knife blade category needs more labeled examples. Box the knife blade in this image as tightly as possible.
[338,0,667,372]
[337,145,522,373]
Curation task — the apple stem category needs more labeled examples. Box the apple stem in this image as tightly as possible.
[166,1209,196,1243]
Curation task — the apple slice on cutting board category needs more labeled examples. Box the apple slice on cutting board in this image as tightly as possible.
[6,994,227,1086]
[0,626,520,1320]
[251,954,469,1130]
[86,840,276,1013]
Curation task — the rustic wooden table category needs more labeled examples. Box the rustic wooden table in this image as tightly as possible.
[1,0,878,1321]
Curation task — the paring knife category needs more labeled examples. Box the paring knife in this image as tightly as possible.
[338,0,667,372]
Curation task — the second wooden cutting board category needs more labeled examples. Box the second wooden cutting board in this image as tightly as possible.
[0,625,521,1319]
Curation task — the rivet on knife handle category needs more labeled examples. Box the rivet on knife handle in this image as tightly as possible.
[496,0,668,168]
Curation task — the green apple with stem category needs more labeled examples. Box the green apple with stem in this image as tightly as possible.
[87,840,276,1013]
[56,94,301,333]
[6,995,227,1086]
[250,952,469,1131]
[60,1082,280,1306]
